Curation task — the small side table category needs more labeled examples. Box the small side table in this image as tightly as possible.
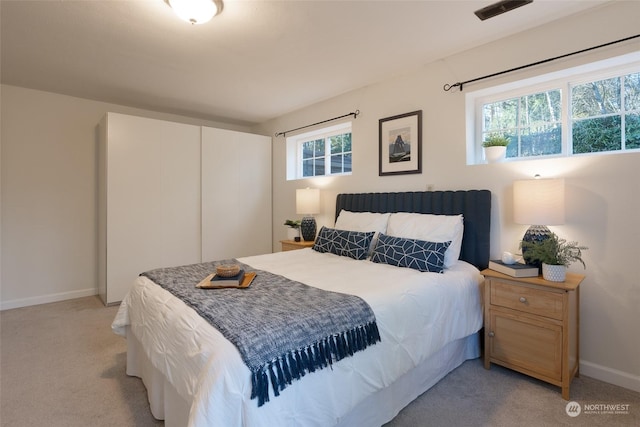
[482,268,585,400]
[280,239,315,252]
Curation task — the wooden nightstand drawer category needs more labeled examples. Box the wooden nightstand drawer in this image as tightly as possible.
[491,280,564,320]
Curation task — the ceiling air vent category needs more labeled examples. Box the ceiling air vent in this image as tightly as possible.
[474,0,533,21]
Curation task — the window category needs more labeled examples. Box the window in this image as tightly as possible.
[467,52,640,164]
[482,89,562,158]
[286,122,352,180]
[572,72,640,153]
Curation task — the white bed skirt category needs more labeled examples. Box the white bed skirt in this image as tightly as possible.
[125,327,480,426]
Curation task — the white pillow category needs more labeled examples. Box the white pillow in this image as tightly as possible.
[386,212,464,268]
[335,210,391,254]
[335,210,390,234]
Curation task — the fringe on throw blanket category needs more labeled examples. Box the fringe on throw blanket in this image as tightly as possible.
[250,321,381,406]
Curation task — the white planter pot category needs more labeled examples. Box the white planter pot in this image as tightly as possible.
[286,227,300,241]
[542,263,567,282]
[483,146,507,163]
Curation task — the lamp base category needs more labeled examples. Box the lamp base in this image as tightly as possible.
[521,225,551,268]
[301,217,317,241]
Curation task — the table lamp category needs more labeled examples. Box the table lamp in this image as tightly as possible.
[513,177,565,265]
[296,188,320,241]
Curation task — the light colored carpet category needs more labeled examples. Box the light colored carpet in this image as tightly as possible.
[385,354,639,427]
[1,296,638,426]
[1,296,161,427]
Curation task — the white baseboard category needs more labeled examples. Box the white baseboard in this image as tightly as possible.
[580,360,640,393]
[0,288,98,311]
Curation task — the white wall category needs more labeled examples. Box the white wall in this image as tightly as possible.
[0,85,251,309]
[254,2,640,391]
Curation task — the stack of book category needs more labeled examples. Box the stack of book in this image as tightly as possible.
[196,270,256,289]
[213,269,246,285]
[488,260,539,277]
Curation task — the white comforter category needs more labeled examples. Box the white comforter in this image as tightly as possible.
[112,249,484,426]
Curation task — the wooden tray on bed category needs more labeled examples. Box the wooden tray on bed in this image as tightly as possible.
[196,272,256,289]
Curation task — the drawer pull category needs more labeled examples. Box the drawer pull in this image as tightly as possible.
[488,331,495,337]
[519,297,527,303]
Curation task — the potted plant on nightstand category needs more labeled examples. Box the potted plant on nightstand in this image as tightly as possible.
[482,134,511,163]
[520,232,588,282]
[284,219,301,242]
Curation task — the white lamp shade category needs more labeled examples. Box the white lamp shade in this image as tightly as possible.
[296,188,320,215]
[169,0,218,24]
[513,178,565,225]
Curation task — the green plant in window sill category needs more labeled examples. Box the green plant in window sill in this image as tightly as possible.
[482,134,511,147]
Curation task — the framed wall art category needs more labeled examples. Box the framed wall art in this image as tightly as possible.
[378,110,422,176]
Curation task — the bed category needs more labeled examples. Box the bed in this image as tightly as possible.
[112,190,491,426]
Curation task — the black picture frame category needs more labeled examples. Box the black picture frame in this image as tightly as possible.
[379,110,422,176]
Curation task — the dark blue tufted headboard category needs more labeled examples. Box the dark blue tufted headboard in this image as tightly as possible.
[335,190,491,270]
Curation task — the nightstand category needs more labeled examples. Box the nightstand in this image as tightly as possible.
[481,268,585,400]
[280,239,315,252]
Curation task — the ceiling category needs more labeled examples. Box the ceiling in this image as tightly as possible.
[1,0,611,127]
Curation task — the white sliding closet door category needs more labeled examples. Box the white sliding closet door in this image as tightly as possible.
[98,113,201,304]
[201,127,272,261]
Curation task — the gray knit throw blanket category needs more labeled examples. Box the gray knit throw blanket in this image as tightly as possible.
[141,259,381,407]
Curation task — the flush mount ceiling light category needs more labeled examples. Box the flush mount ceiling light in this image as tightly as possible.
[474,0,533,21]
[169,0,220,25]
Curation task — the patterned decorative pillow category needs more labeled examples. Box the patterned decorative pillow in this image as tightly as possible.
[387,213,463,269]
[370,233,451,273]
[312,227,375,260]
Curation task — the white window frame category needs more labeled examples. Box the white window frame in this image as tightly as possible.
[465,51,640,165]
[286,121,352,180]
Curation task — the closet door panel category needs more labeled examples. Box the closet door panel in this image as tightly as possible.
[101,113,201,304]
[156,125,202,268]
[201,127,272,261]
[106,114,161,304]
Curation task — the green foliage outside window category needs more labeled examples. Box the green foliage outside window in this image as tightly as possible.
[573,116,621,153]
[571,72,640,153]
[626,113,640,149]
[520,125,562,156]
[329,133,352,174]
[483,89,562,158]
[301,133,352,177]
[479,70,640,160]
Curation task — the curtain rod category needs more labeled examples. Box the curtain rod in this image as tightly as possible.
[443,34,640,92]
[275,110,360,138]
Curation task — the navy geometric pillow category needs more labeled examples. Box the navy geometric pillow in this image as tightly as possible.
[312,226,375,260]
[370,233,451,273]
